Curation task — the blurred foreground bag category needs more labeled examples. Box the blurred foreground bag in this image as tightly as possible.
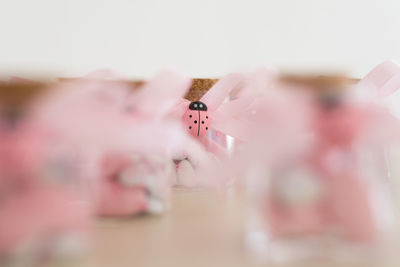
[0,80,97,266]
[241,61,400,263]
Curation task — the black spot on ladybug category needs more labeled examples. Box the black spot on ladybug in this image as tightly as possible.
[206,116,208,119]
[194,120,197,124]
[189,126,192,129]
[201,121,204,124]
[189,101,207,111]
[189,115,192,118]
[206,127,208,130]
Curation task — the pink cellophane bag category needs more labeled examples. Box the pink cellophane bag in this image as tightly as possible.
[0,79,106,265]
[81,69,210,216]
[170,72,267,189]
[231,65,400,263]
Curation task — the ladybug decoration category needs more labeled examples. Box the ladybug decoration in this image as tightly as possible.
[171,73,247,155]
[183,101,210,138]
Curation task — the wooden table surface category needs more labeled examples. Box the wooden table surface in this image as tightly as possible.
[58,189,399,267]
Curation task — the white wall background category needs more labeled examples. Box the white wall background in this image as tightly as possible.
[0,0,399,79]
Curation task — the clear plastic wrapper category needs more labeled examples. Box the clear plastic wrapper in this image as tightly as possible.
[171,73,262,189]
[0,79,97,266]
[92,69,195,216]
[234,63,400,264]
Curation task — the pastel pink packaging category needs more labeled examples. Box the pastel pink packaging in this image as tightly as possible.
[0,79,98,266]
[171,73,260,189]
[92,69,204,216]
[233,63,400,263]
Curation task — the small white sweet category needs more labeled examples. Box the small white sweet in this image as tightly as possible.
[175,159,197,187]
[118,168,143,187]
[275,167,324,207]
[147,197,164,214]
[148,155,166,165]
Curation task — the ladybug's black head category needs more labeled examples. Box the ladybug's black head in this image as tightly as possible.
[189,101,207,111]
